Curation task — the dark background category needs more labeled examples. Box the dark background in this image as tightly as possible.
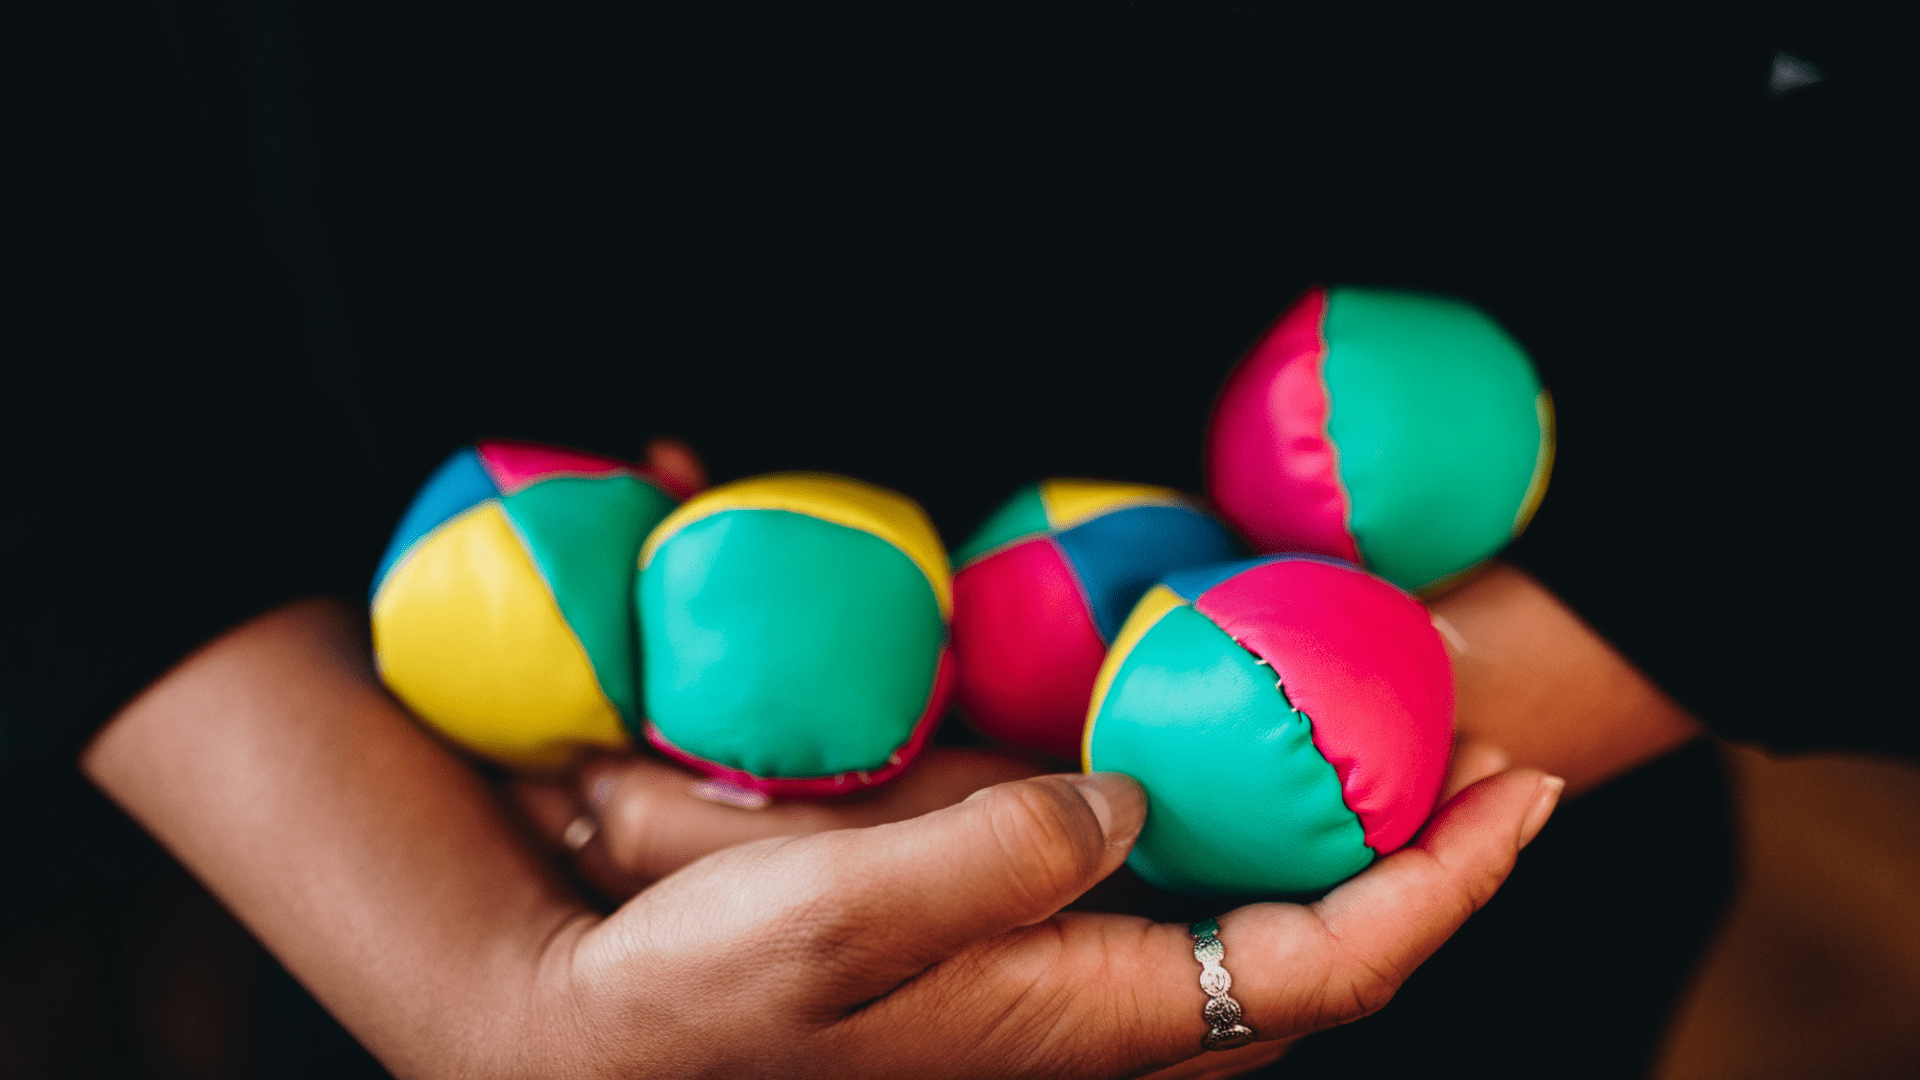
[3,3,1910,1076]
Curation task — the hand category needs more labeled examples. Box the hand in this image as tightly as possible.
[512,747,1045,900]
[515,732,1513,910]
[1429,563,1701,794]
[531,765,1563,1078]
[87,598,1558,1079]
[517,737,1521,1079]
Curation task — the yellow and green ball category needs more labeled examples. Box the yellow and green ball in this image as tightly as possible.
[369,440,680,769]
[637,473,954,796]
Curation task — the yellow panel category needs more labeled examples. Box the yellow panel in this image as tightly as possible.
[1039,478,1191,531]
[640,472,952,616]
[1512,390,1556,537]
[1081,583,1189,771]
[371,502,630,770]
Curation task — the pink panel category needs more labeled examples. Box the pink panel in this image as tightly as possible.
[951,538,1108,761]
[1194,559,1452,854]
[1204,287,1361,563]
[643,648,954,798]
[476,439,631,495]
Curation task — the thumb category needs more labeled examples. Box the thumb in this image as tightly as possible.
[836,768,1563,1079]
[798,772,1144,1002]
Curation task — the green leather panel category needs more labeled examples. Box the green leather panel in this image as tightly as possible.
[503,475,676,724]
[951,483,1049,566]
[1087,603,1372,895]
[1323,288,1545,592]
[640,509,945,777]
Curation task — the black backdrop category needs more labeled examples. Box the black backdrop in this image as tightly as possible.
[3,4,1909,1077]
[15,3,1910,753]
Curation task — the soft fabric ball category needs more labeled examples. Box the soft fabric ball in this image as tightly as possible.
[1207,285,1554,593]
[637,473,952,797]
[1084,555,1453,895]
[371,440,680,769]
[950,479,1239,759]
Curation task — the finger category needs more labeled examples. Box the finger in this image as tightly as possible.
[510,773,660,905]
[573,750,1042,896]
[1440,735,1510,802]
[1246,767,1565,1032]
[509,777,592,850]
[539,749,1043,898]
[639,436,707,499]
[792,772,1144,1001]
[839,769,1560,1077]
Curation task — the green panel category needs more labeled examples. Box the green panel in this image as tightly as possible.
[503,475,676,724]
[951,483,1050,566]
[1323,288,1545,592]
[640,509,945,777]
[1087,604,1372,895]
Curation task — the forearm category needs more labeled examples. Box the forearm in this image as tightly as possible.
[1431,563,1702,795]
[82,598,593,1078]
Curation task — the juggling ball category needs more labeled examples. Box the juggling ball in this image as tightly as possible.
[1084,555,1453,895]
[950,480,1239,759]
[637,473,952,796]
[1207,286,1554,593]
[370,440,680,769]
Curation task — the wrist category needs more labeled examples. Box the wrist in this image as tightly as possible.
[509,909,679,1080]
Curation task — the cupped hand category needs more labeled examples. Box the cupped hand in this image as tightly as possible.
[513,747,1046,900]
[515,733,1512,908]
[526,765,1562,1079]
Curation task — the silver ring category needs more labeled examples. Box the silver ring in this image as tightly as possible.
[1189,918,1255,1051]
[562,815,599,851]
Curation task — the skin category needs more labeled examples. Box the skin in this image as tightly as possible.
[81,444,1657,1078]
[505,560,1699,1075]
[524,561,1697,903]
[83,596,1558,1079]
[1430,562,1701,795]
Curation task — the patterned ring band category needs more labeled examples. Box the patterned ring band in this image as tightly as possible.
[1189,918,1255,1051]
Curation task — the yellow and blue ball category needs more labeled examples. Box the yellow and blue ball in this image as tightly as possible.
[370,440,680,769]
[950,479,1239,759]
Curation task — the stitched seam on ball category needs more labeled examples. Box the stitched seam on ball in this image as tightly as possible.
[638,650,945,795]
[496,505,625,726]
[1312,288,1364,566]
[1047,535,1105,641]
[650,505,949,620]
[952,529,1052,571]
[371,498,499,610]
[1226,629,1377,859]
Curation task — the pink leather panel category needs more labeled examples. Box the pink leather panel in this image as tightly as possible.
[643,648,954,798]
[1204,287,1361,563]
[951,538,1108,760]
[477,439,630,495]
[1194,559,1452,854]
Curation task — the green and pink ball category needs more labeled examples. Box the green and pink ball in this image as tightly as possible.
[1207,285,1553,593]
[1084,555,1454,896]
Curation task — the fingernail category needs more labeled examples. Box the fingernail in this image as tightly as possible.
[562,815,599,851]
[1519,775,1565,848]
[590,776,618,809]
[690,779,772,810]
[1068,772,1146,847]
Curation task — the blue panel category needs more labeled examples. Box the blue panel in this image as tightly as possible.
[1159,552,1361,605]
[370,448,500,599]
[1054,505,1241,642]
